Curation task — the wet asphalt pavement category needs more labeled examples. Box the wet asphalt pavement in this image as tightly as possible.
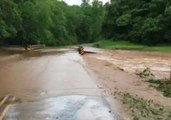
[0,48,122,120]
[5,96,121,120]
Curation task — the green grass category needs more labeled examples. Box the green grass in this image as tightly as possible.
[120,92,171,120]
[148,79,171,97]
[94,40,171,52]
[136,67,171,98]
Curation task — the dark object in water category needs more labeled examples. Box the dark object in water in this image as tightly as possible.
[78,46,85,55]
[24,44,45,51]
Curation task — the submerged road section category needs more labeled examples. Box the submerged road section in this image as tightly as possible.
[5,96,121,120]
[0,48,122,120]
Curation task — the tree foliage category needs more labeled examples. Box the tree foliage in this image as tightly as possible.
[103,0,171,45]
[0,0,171,46]
[0,0,105,46]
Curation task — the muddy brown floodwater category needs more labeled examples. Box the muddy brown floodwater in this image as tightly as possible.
[84,49,171,119]
[0,48,100,100]
[94,50,171,79]
[0,47,122,120]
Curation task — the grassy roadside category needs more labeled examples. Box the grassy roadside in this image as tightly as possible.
[119,92,171,120]
[136,67,171,98]
[148,79,171,97]
[94,40,171,52]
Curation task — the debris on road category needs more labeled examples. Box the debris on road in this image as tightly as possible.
[136,67,155,80]
[78,46,85,55]
[25,44,46,51]
[78,46,97,55]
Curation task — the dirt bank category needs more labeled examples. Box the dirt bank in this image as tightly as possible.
[83,50,171,119]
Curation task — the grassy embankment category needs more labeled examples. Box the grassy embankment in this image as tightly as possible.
[119,67,171,119]
[148,79,171,97]
[137,67,171,97]
[120,92,171,120]
[94,40,171,52]
[136,67,171,98]
[115,68,171,119]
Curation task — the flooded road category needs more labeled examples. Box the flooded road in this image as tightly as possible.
[5,96,121,120]
[0,48,122,120]
[0,49,100,100]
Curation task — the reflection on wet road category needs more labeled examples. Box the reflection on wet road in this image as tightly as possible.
[5,96,121,120]
[0,48,122,120]
[0,49,100,100]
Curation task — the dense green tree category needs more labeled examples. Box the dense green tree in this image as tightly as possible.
[0,0,171,46]
[0,0,21,44]
[102,0,171,45]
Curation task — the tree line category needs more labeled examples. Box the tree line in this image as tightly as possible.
[103,0,171,45]
[0,0,171,46]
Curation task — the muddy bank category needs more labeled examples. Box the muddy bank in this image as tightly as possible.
[83,50,171,119]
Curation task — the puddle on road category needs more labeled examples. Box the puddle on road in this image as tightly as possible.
[5,95,121,120]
